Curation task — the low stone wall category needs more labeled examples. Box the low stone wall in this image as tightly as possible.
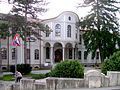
[46,77,84,89]
[0,81,15,90]
[84,70,109,88]
[107,71,120,87]
[1,70,120,90]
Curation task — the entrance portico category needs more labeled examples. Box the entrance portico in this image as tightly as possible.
[44,42,76,66]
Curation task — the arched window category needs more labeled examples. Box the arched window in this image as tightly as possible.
[67,25,71,37]
[55,24,61,36]
[34,49,39,60]
[1,48,7,59]
[68,16,71,21]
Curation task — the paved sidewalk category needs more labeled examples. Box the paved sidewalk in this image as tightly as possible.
[31,70,50,74]
[3,67,100,75]
[62,86,120,90]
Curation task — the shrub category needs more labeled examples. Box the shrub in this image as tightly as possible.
[10,64,32,75]
[32,74,46,79]
[45,72,51,77]
[49,60,84,78]
[102,51,120,75]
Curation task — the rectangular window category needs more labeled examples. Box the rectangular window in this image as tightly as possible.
[91,52,94,59]
[76,33,77,39]
[35,49,39,60]
[96,52,99,59]
[1,48,7,59]
[46,47,50,59]
[1,35,6,39]
[84,51,87,60]
[12,48,15,59]
[78,51,81,59]
[46,31,49,37]
[27,49,30,59]
[79,35,82,44]
[69,48,72,59]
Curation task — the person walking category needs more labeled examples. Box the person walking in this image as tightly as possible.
[16,71,22,82]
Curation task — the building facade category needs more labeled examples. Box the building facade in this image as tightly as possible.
[1,11,101,70]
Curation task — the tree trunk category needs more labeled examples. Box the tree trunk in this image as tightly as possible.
[29,33,31,65]
[39,31,41,68]
[24,3,28,64]
[0,36,3,77]
[7,36,10,70]
[24,33,27,64]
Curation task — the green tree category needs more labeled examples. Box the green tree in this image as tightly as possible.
[0,22,10,77]
[7,0,49,64]
[78,0,120,62]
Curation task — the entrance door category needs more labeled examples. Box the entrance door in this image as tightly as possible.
[55,49,62,63]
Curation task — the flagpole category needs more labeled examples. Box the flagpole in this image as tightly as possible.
[15,46,17,83]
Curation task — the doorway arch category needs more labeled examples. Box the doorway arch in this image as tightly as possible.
[54,43,63,63]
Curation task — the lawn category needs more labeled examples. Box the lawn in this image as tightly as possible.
[0,73,45,81]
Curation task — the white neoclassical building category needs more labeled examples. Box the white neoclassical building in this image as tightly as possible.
[0,11,101,70]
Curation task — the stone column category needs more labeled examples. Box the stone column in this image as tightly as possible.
[63,47,65,61]
[72,48,74,60]
[44,47,46,64]
[50,47,53,65]
[81,51,84,63]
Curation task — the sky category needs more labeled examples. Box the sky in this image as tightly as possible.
[0,0,90,19]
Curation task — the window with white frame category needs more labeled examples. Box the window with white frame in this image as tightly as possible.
[55,24,61,36]
[27,49,30,59]
[68,16,71,21]
[1,48,7,59]
[34,49,39,60]
[84,51,87,60]
[46,47,50,59]
[78,51,81,59]
[12,48,15,59]
[91,52,95,59]
[96,52,99,59]
[69,48,72,59]
[67,25,71,37]
[46,25,49,37]
[79,35,82,44]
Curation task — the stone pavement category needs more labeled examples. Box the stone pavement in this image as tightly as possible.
[62,86,120,90]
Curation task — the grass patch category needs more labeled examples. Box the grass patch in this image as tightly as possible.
[2,74,15,81]
[2,70,10,72]
[32,74,46,79]
[33,67,51,70]
[1,73,47,81]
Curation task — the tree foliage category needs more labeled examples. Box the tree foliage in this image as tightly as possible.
[0,22,10,74]
[102,51,120,75]
[78,0,120,61]
[7,0,50,64]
